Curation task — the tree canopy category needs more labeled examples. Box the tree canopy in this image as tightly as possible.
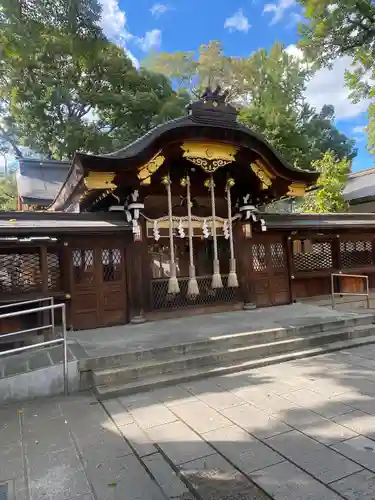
[299,151,350,213]
[297,0,375,67]
[297,0,375,156]
[0,0,189,160]
[0,175,17,211]
[147,41,356,171]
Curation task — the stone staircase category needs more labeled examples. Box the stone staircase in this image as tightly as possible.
[78,313,375,400]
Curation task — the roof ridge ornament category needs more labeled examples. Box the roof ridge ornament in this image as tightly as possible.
[186,85,238,125]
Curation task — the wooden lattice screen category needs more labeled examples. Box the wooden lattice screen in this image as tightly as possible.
[0,246,62,296]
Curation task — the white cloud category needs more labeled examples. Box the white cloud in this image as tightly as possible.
[224,10,250,33]
[137,29,162,52]
[150,3,170,18]
[288,11,303,26]
[286,45,370,120]
[99,0,139,67]
[353,125,366,134]
[263,0,296,25]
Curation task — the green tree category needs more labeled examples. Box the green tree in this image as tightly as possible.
[0,175,17,211]
[297,0,375,156]
[145,41,239,99]
[299,151,350,212]
[0,0,188,159]
[147,41,356,171]
[297,0,375,67]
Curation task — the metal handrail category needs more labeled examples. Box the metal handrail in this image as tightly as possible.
[0,297,55,338]
[331,273,370,309]
[0,302,68,395]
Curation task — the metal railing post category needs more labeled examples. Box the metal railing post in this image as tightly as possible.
[51,297,55,339]
[0,302,69,396]
[331,273,335,309]
[62,304,68,396]
[366,275,370,309]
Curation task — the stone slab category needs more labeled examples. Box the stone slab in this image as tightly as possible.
[84,453,166,500]
[203,424,284,474]
[265,430,362,484]
[331,436,375,472]
[119,422,158,458]
[220,403,293,439]
[178,452,270,500]
[333,410,375,440]
[250,461,343,500]
[280,388,355,418]
[182,379,246,410]
[330,469,375,500]
[101,398,134,426]
[142,452,192,499]
[127,402,178,429]
[146,421,216,466]
[168,400,230,434]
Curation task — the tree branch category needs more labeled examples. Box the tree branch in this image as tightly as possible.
[0,125,23,158]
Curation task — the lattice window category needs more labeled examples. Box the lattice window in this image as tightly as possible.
[0,252,41,293]
[293,241,333,272]
[151,275,238,310]
[340,240,373,268]
[47,252,61,290]
[73,249,95,284]
[270,242,285,269]
[252,244,267,272]
[102,248,122,282]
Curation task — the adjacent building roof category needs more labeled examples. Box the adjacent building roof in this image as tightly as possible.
[261,212,375,230]
[16,158,71,206]
[343,167,375,204]
[0,212,130,235]
[0,211,374,236]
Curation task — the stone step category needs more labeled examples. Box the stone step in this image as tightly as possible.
[79,313,375,373]
[93,323,375,394]
[95,332,375,399]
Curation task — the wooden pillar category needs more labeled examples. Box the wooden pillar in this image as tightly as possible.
[127,221,148,324]
[235,222,256,309]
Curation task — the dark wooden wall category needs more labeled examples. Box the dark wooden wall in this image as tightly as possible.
[287,231,375,301]
[2,226,375,333]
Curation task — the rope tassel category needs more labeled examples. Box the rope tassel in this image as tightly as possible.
[163,176,180,295]
[184,176,199,297]
[226,178,239,288]
[209,174,223,289]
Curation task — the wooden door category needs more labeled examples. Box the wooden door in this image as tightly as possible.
[249,234,290,307]
[70,239,127,330]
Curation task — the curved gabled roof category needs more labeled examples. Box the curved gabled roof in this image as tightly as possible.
[51,91,318,211]
[75,115,317,184]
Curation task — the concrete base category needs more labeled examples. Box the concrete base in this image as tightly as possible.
[0,361,80,404]
[243,302,256,310]
[130,314,147,325]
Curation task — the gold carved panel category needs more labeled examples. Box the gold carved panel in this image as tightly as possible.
[84,172,116,190]
[250,161,273,190]
[181,141,238,173]
[287,183,306,197]
[138,152,165,185]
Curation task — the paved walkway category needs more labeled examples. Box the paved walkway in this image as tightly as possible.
[70,303,366,357]
[5,344,375,499]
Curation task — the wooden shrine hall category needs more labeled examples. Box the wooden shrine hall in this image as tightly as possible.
[2,88,375,331]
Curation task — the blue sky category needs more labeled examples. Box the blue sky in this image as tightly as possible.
[80,1,375,172]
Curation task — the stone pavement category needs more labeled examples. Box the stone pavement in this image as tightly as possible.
[5,344,375,499]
